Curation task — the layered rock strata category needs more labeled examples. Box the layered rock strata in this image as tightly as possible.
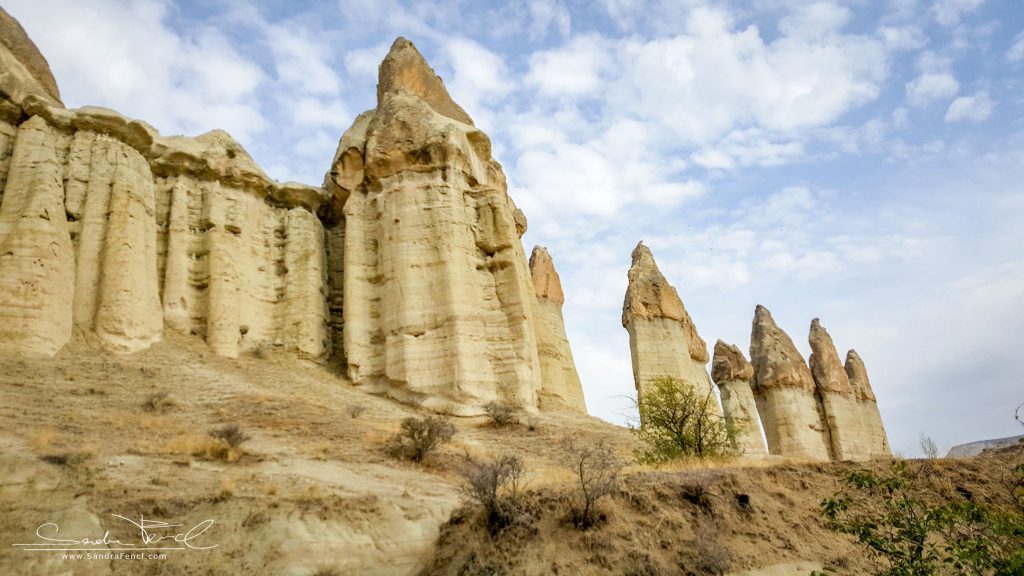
[324,38,542,414]
[845,350,892,457]
[622,242,716,405]
[749,306,832,460]
[529,246,586,412]
[711,340,766,455]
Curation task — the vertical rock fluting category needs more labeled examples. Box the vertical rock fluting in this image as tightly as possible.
[711,340,766,455]
[529,246,586,413]
[0,116,73,356]
[845,350,892,457]
[808,318,873,461]
[749,305,832,460]
[622,242,716,403]
[331,38,542,414]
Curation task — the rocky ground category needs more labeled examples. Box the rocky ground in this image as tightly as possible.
[0,334,1019,575]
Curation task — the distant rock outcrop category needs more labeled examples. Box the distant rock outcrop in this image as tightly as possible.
[529,246,586,413]
[712,340,766,455]
[622,242,715,404]
[750,305,832,460]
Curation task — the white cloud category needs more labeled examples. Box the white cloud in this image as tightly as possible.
[1008,31,1024,63]
[527,0,571,38]
[945,90,995,123]
[525,35,611,97]
[931,0,985,27]
[905,72,960,107]
[441,37,514,122]
[879,25,927,50]
[263,24,343,97]
[5,0,268,142]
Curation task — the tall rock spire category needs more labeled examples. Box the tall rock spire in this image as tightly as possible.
[712,340,766,455]
[749,305,832,460]
[809,318,870,460]
[845,350,892,457]
[622,242,715,403]
[530,246,586,413]
[330,37,542,414]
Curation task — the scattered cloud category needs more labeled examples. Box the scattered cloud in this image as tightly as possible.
[906,72,960,107]
[931,0,985,27]
[945,90,995,123]
[1008,31,1024,63]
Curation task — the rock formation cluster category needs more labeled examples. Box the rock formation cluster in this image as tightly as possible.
[0,18,587,416]
[623,245,890,461]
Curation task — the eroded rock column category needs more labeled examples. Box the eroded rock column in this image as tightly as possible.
[0,116,73,356]
[332,38,542,414]
[845,350,892,457]
[622,242,715,403]
[529,246,586,413]
[808,319,870,461]
[712,340,766,455]
[749,305,832,460]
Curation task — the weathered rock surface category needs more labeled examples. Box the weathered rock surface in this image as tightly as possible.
[0,7,62,107]
[712,340,766,455]
[530,246,586,413]
[622,242,716,404]
[749,306,832,460]
[808,319,872,461]
[0,16,330,360]
[328,38,542,414]
[845,350,892,457]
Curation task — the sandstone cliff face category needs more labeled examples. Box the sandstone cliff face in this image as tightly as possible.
[711,340,766,455]
[0,24,330,360]
[845,349,892,457]
[326,38,542,414]
[622,242,715,403]
[808,318,875,461]
[529,246,586,413]
[749,305,832,460]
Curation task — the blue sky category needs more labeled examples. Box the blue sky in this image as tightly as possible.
[8,0,1023,455]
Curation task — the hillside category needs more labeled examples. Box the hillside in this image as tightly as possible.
[2,335,1021,575]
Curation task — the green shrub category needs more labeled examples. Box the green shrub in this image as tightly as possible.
[630,375,737,464]
[821,460,1024,576]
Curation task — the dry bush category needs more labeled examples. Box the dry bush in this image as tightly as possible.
[690,533,731,575]
[141,391,176,413]
[209,424,250,449]
[347,404,367,419]
[625,551,662,576]
[388,416,455,463]
[919,432,939,459]
[566,441,623,529]
[40,452,91,467]
[484,402,517,427]
[460,455,523,532]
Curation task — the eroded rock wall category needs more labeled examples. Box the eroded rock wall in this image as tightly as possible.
[749,305,832,460]
[529,246,586,413]
[712,340,766,455]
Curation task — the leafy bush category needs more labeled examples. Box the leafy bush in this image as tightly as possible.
[821,460,1024,576]
[566,441,623,528]
[460,455,523,532]
[631,375,737,464]
[388,416,455,463]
